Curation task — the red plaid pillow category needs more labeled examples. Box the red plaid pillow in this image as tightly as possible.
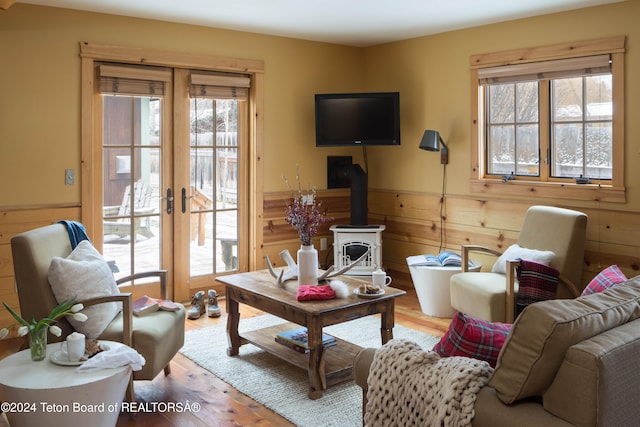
[581,265,627,296]
[516,259,560,316]
[432,311,511,368]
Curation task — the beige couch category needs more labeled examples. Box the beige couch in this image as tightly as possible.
[354,275,640,426]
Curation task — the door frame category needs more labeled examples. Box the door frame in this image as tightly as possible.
[80,42,264,302]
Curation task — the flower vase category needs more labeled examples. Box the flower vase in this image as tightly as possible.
[29,328,47,361]
[297,244,318,286]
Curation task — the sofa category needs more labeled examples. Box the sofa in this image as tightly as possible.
[354,275,640,426]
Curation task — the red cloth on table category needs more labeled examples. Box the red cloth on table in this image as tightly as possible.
[296,284,336,301]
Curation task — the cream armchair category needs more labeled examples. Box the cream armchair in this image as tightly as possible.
[10,223,186,400]
[450,205,588,323]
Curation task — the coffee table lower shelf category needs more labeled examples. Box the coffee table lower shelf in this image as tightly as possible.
[239,322,363,387]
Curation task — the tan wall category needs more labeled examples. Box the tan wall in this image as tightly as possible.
[1,2,640,326]
[0,3,365,326]
[3,2,638,204]
[362,1,640,206]
[358,1,640,285]
[263,1,640,285]
[0,3,364,207]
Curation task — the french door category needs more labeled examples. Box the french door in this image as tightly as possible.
[83,52,254,303]
[172,68,249,296]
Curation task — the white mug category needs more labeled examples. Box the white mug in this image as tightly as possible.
[62,332,86,362]
[372,269,392,287]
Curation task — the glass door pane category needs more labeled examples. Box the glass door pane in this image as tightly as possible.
[102,95,162,281]
[190,98,239,276]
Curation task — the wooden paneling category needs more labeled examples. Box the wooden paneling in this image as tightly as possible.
[469,36,626,69]
[260,188,640,289]
[0,206,81,327]
[261,189,350,271]
[263,189,350,221]
[2,189,639,329]
[368,190,640,286]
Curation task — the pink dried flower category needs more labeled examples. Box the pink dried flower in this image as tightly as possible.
[283,171,333,246]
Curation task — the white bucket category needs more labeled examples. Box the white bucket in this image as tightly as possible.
[409,261,481,317]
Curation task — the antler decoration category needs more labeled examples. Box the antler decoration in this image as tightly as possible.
[266,248,371,286]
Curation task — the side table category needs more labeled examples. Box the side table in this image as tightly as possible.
[0,340,131,427]
[409,262,481,317]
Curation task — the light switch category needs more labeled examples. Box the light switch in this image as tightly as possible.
[65,169,75,185]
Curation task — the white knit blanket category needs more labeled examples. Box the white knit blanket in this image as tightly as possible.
[365,339,493,427]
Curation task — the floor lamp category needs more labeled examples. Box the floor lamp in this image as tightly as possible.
[419,130,448,252]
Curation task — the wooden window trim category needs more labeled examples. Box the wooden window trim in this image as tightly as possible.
[469,36,626,203]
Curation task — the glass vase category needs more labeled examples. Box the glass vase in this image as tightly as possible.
[297,244,319,286]
[29,328,47,361]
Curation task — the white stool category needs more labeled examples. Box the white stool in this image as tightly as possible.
[409,262,481,317]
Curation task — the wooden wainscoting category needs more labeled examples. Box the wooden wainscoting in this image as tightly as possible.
[2,191,639,328]
[261,189,351,271]
[261,187,640,287]
[0,206,81,328]
[367,189,640,287]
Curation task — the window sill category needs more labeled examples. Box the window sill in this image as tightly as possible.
[470,179,625,203]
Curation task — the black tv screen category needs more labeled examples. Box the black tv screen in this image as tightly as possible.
[315,92,400,146]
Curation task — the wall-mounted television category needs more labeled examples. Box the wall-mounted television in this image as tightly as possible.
[315,92,400,147]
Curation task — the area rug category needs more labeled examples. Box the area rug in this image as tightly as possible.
[179,314,440,427]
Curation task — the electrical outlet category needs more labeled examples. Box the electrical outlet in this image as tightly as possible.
[65,169,75,185]
[320,237,328,251]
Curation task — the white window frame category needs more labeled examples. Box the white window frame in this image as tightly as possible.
[469,36,626,203]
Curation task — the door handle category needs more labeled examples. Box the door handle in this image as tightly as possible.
[182,188,187,214]
[166,188,174,214]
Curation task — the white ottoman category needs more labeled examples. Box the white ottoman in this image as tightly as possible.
[409,262,481,317]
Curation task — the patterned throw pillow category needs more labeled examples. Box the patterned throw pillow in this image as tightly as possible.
[580,265,627,296]
[432,311,512,368]
[516,259,560,317]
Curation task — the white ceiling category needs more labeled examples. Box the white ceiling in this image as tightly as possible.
[17,0,623,47]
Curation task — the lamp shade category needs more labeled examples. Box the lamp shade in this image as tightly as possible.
[419,130,440,152]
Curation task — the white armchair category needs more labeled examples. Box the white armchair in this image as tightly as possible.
[450,205,588,323]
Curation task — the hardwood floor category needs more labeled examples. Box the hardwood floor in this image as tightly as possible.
[1,279,450,427]
[117,280,450,426]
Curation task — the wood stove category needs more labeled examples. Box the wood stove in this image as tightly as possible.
[330,225,385,276]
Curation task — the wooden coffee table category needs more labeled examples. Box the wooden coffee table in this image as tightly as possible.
[218,269,406,399]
